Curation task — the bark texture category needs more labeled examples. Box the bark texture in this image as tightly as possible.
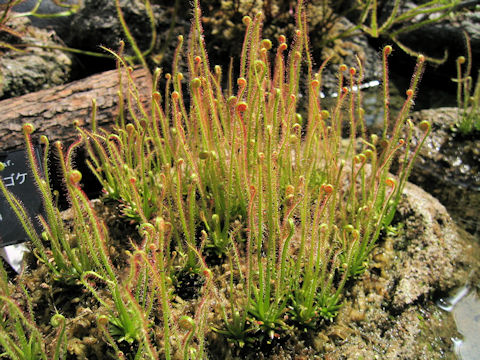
[0,67,152,151]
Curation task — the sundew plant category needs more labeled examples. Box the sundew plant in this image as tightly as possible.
[454,32,480,134]
[0,0,431,358]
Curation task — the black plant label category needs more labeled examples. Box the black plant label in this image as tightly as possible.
[0,147,44,247]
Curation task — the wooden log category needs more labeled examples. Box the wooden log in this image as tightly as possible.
[0,67,152,151]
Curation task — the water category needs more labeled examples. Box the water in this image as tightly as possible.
[438,284,480,359]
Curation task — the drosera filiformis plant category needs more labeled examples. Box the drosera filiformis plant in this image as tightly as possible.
[453,32,480,135]
[0,0,431,358]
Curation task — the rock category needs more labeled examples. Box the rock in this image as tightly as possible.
[197,0,383,97]
[310,16,383,96]
[53,0,156,52]
[385,1,479,100]
[51,0,187,70]
[322,181,480,359]
[390,182,466,309]
[39,0,193,75]
[1,1,384,98]
[396,5,480,65]
[408,107,480,236]
[4,1,192,78]
[6,0,77,29]
[0,16,72,99]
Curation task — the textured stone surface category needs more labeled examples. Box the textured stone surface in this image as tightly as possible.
[56,0,158,55]
[390,182,463,309]
[409,107,480,236]
[322,181,479,360]
[0,17,72,99]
